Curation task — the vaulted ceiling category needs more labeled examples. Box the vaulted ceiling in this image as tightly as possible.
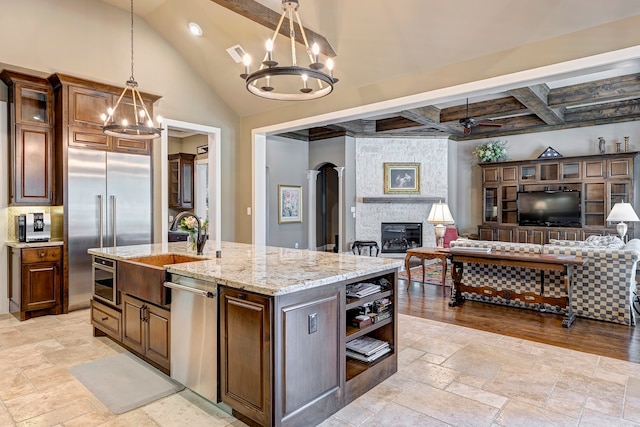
[101,0,640,140]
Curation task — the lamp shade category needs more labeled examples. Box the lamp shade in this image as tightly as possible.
[606,202,640,222]
[428,202,455,225]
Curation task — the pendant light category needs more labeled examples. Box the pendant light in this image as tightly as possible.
[101,0,162,140]
[240,0,338,101]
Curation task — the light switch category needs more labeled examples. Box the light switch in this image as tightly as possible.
[246,207,252,215]
[308,312,317,334]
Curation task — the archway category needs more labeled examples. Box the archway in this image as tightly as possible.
[316,163,339,251]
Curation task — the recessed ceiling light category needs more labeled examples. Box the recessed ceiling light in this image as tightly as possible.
[188,22,203,37]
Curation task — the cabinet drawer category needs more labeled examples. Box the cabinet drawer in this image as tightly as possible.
[22,247,61,264]
[91,299,122,341]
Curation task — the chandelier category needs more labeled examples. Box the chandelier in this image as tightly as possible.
[240,0,338,101]
[101,0,162,140]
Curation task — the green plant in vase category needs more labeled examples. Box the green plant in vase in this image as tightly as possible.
[473,140,508,162]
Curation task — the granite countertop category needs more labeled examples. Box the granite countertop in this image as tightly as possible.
[7,240,64,248]
[88,241,402,296]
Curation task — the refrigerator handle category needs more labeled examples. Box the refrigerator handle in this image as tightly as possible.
[111,195,117,247]
[98,195,104,248]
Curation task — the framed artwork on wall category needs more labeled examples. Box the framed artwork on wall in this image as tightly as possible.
[384,163,420,194]
[278,185,302,223]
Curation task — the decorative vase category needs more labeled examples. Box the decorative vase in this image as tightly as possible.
[186,232,197,254]
[598,137,606,154]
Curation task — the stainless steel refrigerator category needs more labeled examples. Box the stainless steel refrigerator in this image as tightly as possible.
[67,147,152,309]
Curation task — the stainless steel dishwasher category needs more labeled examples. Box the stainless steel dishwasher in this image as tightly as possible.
[164,274,218,402]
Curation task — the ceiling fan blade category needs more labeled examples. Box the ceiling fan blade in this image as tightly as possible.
[477,122,503,128]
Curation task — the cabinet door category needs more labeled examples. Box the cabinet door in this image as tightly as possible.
[15,82,52,127]
[516,229,529,243]
[482,166,499,184]
[483,187,498,222]
[478,226,495,241]
[122,294,145,355]
[497,228,514,242]
[584,160,606,179]
[68,85,111,129]
[220,288,271,426]
[609,158,631,178]
[13,124,53,204]
[501,166,518,183]
[22,261,60,311]
[145,304,170,369]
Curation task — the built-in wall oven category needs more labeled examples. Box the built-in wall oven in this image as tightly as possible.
[92,256,118,305]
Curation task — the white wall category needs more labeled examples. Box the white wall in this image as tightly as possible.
[266,136,309,248]
[457,121,640,235]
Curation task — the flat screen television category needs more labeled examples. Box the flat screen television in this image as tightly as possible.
[517,191,581,227]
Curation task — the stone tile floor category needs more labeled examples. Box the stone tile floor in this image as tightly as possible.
[1,309,640,426]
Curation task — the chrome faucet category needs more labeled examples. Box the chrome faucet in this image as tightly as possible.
[170,211,207,255]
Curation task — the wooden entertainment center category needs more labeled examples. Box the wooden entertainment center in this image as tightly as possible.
[478,151,640,243]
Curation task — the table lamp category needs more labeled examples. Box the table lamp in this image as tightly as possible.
[428,201,455,248]
[606,201,640,240]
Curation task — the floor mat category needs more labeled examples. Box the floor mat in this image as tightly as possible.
[69,352,184,414]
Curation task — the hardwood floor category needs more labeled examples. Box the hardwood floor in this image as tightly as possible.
[398,278,640,363]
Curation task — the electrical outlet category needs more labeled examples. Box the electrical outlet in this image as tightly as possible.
[294,242,299,249]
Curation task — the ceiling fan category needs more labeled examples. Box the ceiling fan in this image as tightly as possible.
[459,98,503,134]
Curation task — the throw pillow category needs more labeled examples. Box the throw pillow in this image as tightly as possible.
[585,235,626,249]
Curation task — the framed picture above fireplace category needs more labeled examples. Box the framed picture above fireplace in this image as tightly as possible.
[278,184,302,223]
[384,163,420,194]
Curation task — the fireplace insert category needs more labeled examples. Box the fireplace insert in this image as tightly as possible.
[381,222,422,253]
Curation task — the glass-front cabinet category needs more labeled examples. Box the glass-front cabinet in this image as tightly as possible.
[479,152,639,243]
[483,187,498,222]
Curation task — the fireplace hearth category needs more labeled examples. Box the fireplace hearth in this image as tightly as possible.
[381,222,422,253]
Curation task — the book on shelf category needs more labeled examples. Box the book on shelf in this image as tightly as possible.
[346,336,389,356]
[346,283,382,298]
[346,346,391,363]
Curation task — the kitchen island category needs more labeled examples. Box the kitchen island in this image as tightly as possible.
[88,241,402,427]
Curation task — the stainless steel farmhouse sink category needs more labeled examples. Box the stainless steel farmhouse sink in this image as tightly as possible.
[117,254,208,305]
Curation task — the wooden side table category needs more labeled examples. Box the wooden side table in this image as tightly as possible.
[404,248,449,290]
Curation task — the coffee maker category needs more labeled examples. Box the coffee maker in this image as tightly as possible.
[25,212,51,242]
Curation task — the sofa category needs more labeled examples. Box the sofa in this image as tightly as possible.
[449,236,640,325]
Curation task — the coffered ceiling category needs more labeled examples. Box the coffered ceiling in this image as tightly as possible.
[100,0,640,140]
[279,66,640,141]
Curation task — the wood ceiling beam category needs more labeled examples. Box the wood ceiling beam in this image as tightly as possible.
[440,97,527,122]
[548,73,640,108]
[209,0,336,57]
[399,107,457,134]
[508,85,565,125]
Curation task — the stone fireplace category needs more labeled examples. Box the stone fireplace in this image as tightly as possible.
[381,222,422,253]
[353,136,450,253]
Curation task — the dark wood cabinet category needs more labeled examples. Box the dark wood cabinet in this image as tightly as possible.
[122,293,171,371]
[1,70,56,205]
[220,270,396,427]
[49,73,159,155]
[479,152,640,243]
[168,153,196,210]
[220,288,271,426]
[8,245,63,321]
